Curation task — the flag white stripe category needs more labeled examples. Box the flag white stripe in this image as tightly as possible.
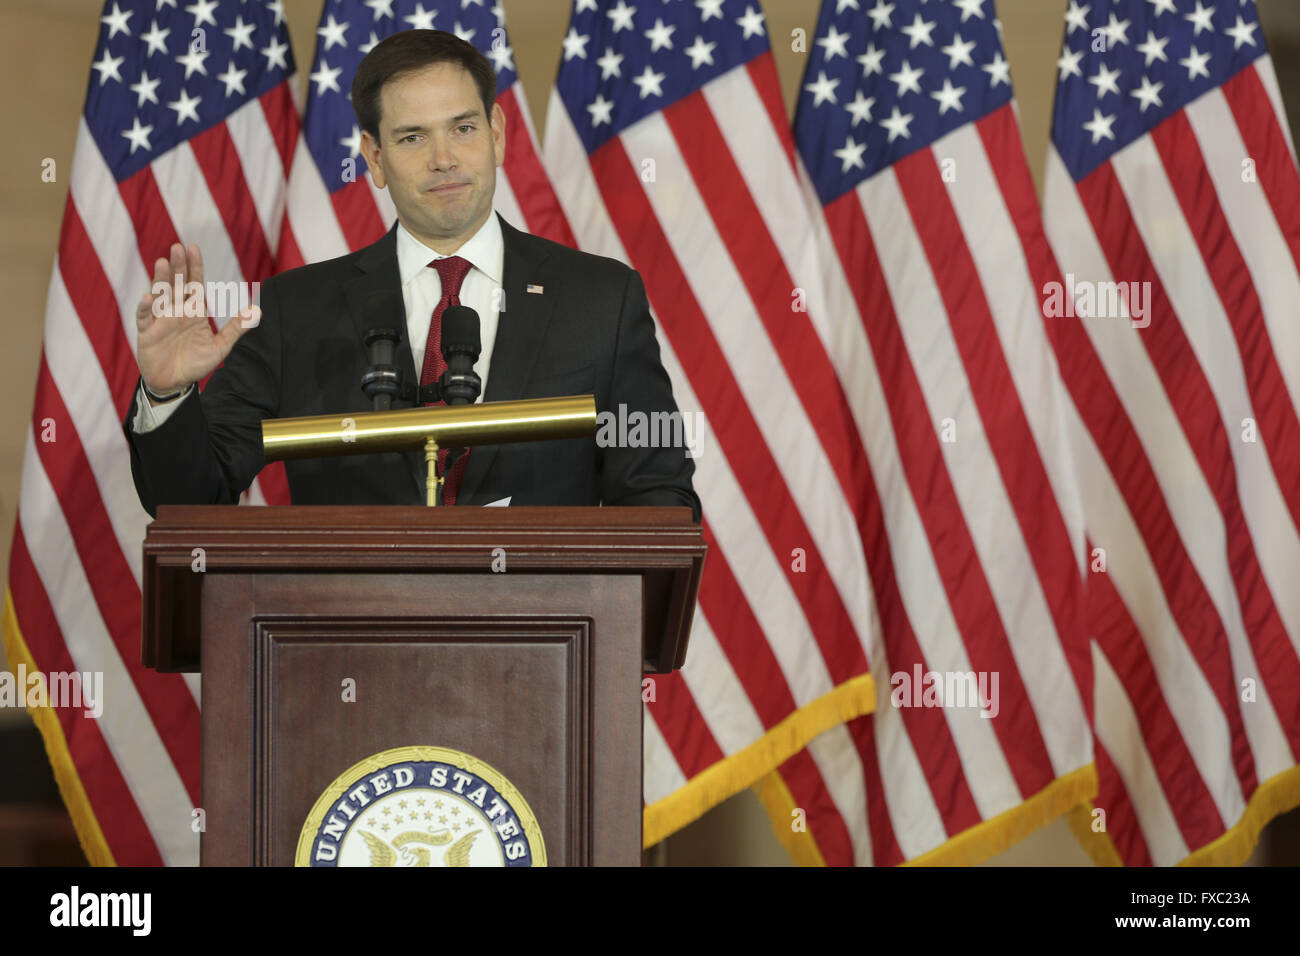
[659,325,840,710]
[678,610,765,755]
[286,143,349,263]
[68,122,149,359]
[1110,136,1300,657]
[1253,59,1297,162]
[700,70,846,379]
[1187,88,1300,438]
[366,172,397,230]
[544,100,837,710]
[619,113,875,652]
[1044,147,1260,716]
[859,609,948,860]
[1091,642,1190,866]
[151,144,244,296]
[803,724,873,864]
[18,430,197,866]
[801,174,1015,840]
[42,266,149,589]
[225,96,287,255]
[547,80,873,855]
[942,123,1089,574]
[1045,146,1287,805]
[1066,398,1260,827]
[858,169,1052,811]
[490,165,525,231]
[939,125,1093,773]
[643,702,688,804]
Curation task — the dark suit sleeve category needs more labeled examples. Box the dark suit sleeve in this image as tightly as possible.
[123,277,283,517]
[599,269,702,523]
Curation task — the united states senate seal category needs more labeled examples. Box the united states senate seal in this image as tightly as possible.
[295,745,546,867]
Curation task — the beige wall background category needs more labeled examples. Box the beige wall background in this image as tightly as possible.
[2,0,1298,864]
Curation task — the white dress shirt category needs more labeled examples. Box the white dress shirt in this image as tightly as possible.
[133,213,505,433]
[397,210,503,396]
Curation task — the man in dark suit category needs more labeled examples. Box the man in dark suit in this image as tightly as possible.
[125,30,699,521]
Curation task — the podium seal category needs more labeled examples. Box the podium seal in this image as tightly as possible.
[295,745,546,867]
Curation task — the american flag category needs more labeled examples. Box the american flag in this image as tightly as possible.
[279,0,575,272]
[791,0,1095,864]
[1043,0,1300,865]
[546,0,895,862]
[2,0,300,864]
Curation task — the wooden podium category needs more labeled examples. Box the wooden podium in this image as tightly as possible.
[141,505,705,867]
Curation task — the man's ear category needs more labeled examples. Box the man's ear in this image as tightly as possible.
[491,102,506,168]
[359,129,386,189]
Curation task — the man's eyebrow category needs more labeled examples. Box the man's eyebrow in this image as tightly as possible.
[389,111,483,136]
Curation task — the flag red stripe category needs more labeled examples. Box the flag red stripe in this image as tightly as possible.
[498,89,576,247]
[976,107,1099,707]
[744,56,799,177]
[820,192,989,833]
[28,363,202,804]
[1032,203,1256,800]
[646,672,726,779]
[330,179,387,250]
[663,530,863,864]
[8,526,164,866]
[823,184,1053,800]
[778,744,858,866]
[697,523,799,723]
[1220,66,1300,291]
[896,145,1080,790]
[1150,111,1300,537]
[992,127,1260,808]
[188,123,275,283]
[1087,538,1227,850]
[588,139,865,688]
[275,214,305,272]
[664,89,874,677]
[254,461,291,505]
[1080,163,1292,777]
[1093,741,1154,866]
[846,716,904,865]
[258,84,299,179]
[117,167,182,276]
[56,201,138,414]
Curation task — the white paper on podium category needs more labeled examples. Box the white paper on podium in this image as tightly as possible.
[483,497,512,507]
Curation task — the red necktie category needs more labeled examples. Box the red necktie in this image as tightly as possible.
[420,255,473,504]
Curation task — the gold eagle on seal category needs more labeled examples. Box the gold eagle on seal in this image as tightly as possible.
[358,829,481,867]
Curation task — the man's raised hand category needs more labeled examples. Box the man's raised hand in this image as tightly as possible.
[134,241,260,400]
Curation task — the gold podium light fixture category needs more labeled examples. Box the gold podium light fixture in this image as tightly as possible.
[261,395,597,506]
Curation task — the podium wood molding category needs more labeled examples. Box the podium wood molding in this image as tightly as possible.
[143,505,703,674]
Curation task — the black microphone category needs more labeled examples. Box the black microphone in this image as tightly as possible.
[361,292,406,411]
[438,305,482,406]
[361,328,403,411]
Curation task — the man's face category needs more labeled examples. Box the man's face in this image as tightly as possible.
[359,62,505,252]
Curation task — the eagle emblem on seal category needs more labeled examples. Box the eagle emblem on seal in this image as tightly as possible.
[358,829,481,867]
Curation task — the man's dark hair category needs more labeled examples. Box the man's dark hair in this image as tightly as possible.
[351,30,497,140]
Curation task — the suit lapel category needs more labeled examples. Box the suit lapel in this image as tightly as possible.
[456,213,559,504]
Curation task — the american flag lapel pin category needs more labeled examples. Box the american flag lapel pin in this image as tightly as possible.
[526,283,544,294]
